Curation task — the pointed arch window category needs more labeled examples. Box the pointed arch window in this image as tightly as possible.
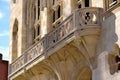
[12,19,18,61]
[52,3,63,28]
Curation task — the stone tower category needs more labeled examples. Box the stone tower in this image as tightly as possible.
[10,0,27,62]
[9,0,120,80]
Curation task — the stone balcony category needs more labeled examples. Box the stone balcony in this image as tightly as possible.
[9,7,103,79]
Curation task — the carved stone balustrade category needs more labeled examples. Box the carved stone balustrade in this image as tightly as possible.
[75,7,103,27]
[9,7,103,78]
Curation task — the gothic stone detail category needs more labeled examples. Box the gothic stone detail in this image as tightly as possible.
[9,7,103,80]
[12,41,92,80]
[74,27,101,69]
[108,44,120,74]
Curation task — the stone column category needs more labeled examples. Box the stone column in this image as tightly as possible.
[92,52,110,80]
[63,0,75,19]
[91,0,104,8]
[40,8,48,38]
[36,0,38,21]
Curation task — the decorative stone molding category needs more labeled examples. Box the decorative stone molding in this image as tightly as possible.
[108,44,120,74]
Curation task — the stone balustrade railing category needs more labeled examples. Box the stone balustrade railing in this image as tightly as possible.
[9,7,103,77]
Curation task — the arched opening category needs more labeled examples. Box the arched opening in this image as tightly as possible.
[85,0,89,7]
[72,63,92,80]
[38,0,40,20]
[53,0,55,5]
[34,1,36,23]
[51,1,63,28]
[79,68,92,80]
[58,6,61,19]
[37,25,40,36]
[78,4,81,8]
[12,19,18,61]
[53,11,55,23]
[33,27,36,41]
[34,24,41,42]
[13,62,59,80]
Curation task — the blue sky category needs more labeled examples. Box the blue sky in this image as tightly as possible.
[0,0,10,60]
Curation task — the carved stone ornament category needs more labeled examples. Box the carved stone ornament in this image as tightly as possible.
[108,44,120,74]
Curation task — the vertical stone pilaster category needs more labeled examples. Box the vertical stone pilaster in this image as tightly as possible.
[91,0,104,8]
[63,0,72,19]
[93,52,110,80]
[40,8,48,38]
[36,0,38,21]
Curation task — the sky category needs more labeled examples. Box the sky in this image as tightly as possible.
[0,0,10,60]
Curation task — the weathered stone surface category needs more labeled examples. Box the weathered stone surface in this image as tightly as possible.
[9,0,120,80]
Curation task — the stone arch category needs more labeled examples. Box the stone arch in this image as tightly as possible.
[12,19,19,61]
[42,60,62,80]
[58,5,61,19]
[22,62,59,80]
[71,62,92,80]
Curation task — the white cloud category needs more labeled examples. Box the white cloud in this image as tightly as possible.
[0,46,9,60]
[0,12,4,19]
[0,30,9,37]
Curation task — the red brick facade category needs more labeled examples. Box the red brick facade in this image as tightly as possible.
[0,54,8,80]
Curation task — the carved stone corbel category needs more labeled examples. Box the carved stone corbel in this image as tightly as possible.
[73,27,101,69]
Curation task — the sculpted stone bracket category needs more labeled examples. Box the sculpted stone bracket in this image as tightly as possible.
[73,27,101,69]
[108,44,120,75]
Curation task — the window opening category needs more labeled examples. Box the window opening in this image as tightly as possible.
[37,25,40,36]
[34,7,36,23]
[38,0,40,20]
[53,11,55,23]
[33,28,36,39]
[53,0,55,5]
[12,19,18,61]
[78,4,81,8]
[85,0,89,7]
[58,6,61,19]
